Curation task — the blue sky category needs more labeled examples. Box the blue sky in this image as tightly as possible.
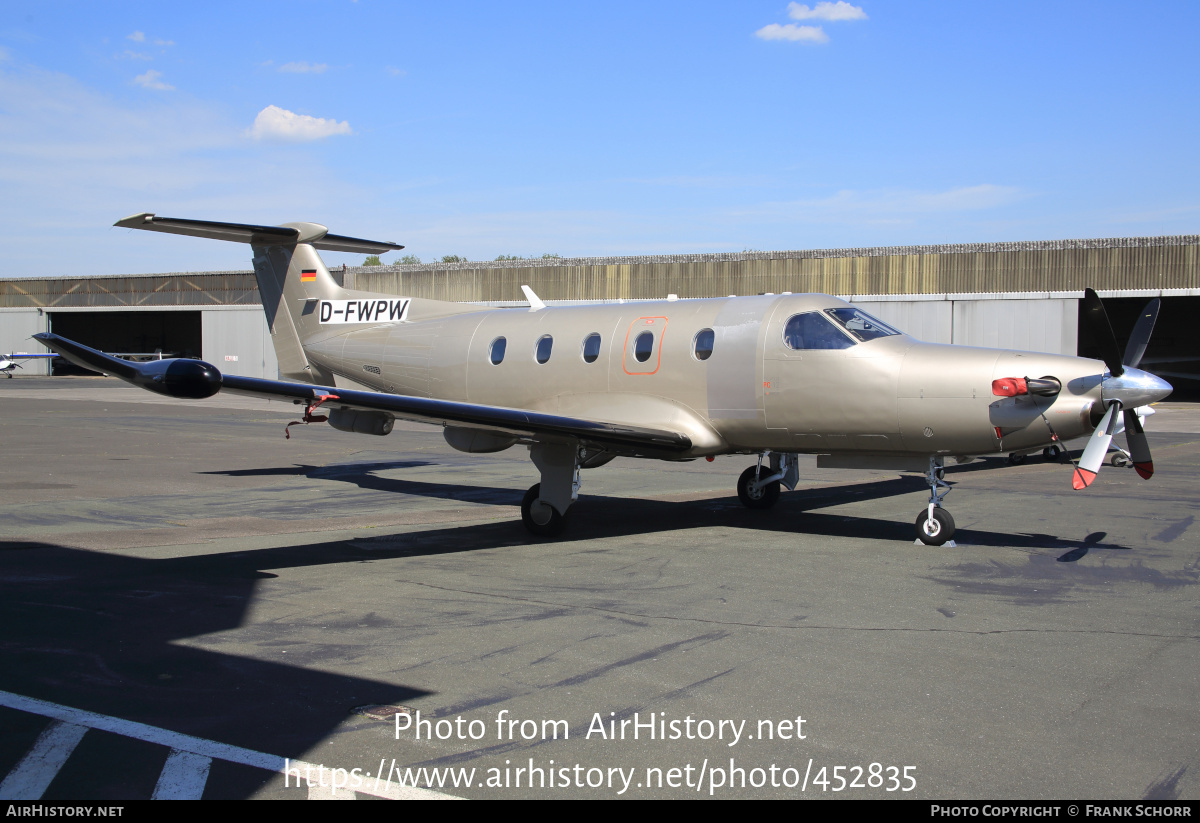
[2,1,1197,276]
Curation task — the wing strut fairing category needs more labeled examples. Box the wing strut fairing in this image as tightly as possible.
[32,333,692,457]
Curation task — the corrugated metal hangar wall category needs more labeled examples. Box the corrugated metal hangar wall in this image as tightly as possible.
[1,234,1196,391]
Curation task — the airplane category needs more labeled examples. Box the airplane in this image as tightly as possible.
[1,352,58,377]
[33,213,1173,546]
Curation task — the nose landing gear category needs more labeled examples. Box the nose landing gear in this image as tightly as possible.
[915,456,957,546]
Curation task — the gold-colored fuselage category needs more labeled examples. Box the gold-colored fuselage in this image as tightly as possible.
[302,293,1105,459]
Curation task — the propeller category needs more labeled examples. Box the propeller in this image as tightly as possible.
[1120,298,1160,479]
[1081,288,1126,378]
[1072,290,1170,489]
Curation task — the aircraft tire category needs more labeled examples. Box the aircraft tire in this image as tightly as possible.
[1111,453,1131,468]
[915,507,955,546]
[1043,444,1064,462]
[1007,453,1026,465]
[737,466,780,510]
[521,483,566,537]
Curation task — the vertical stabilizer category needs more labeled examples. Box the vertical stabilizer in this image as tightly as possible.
[112,213,482,385]
[251,226,349,382]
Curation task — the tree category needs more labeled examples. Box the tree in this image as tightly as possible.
[440,254,466,263]
[495,254,524,261]
[541,253,561,259]
[363,255,382,266]
[399,254,422,264]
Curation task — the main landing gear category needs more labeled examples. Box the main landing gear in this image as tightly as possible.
[737,452,798,510]
[520,442,582,537]
[915,456,956,546]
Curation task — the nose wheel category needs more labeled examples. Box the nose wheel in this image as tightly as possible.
[915,457,957,546]
[915,507,956,546]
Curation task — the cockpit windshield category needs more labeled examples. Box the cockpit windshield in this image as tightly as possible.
[824,308,901,342]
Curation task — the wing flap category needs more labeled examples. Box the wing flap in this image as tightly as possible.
[221,375,691,454]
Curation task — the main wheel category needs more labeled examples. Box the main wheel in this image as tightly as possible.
[1007,452,1026,465]
[1110,452,1131,468]
[1043,444,1064,462]
[915,507,956,546]
[521,483,566,537]
[737,466,780,510]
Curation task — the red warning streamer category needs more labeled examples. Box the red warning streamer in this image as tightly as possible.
[285,394,339,439]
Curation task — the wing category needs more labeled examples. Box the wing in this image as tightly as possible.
[33,333,691,456]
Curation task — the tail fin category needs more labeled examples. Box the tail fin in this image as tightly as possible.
[115,214,404,382]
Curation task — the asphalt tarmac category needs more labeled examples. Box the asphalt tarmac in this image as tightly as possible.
[1,376,1197,800]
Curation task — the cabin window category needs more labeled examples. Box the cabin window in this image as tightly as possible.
[582,333,601,363]
[634,331,654,363]
[825,308,901,341]
[490,337,506,365]
[535,335,554,364]
[693,328,714,361]
[783,313,855,350]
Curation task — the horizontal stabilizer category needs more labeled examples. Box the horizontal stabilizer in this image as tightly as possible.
[114,213,404,254]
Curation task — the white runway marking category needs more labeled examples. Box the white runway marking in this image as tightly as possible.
[0,689,460,800]
[0,720,88,800]
[151,749,213,800]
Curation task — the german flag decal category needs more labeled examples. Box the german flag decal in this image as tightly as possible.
[300,269,317,282]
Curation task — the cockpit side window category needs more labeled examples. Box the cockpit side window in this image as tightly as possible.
[783,312,855,350]
[824,308,901,342]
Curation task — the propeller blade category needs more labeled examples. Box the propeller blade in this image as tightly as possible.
[1122,407,1154,479]
[1073,402,1120,490]
[1081,288,1124,378]
[1122,298,1160,369]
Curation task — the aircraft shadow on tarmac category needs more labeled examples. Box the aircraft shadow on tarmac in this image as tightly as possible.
[0,539,434,799]
[0,453,1158,799]
[198,451,1127,558]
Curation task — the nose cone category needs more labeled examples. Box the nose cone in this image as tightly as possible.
[1102,367,1173,407]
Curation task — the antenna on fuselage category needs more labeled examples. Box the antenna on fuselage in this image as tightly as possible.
[521,285,546,312]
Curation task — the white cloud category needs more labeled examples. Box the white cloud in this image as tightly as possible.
[153,38,175,47]
[0,63,363,276]
[386,66,406,77]
[279,61,328,74]
[123,50,152,61]
[755,23,829,43]
[133,69,174,91]
[246,105,351,141]
[127,31,145,42]
[787,2,867,21]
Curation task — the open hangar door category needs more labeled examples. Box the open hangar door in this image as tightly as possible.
[1077,296,1200,401]
[48,311,202,376]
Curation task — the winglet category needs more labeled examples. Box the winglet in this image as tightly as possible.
[521,285,546,311]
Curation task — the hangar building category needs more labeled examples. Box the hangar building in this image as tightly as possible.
[2,234,1196,397]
